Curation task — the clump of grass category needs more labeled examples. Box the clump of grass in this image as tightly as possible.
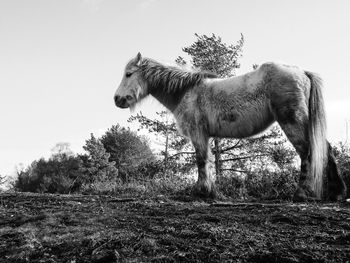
[81,173,195,198]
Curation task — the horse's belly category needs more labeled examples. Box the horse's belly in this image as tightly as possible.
[212,120,273,138]
[208,109,275,139]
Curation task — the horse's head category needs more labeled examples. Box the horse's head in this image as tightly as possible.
[114,52,148,109]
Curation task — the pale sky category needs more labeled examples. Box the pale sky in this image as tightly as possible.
[1,0,350,176]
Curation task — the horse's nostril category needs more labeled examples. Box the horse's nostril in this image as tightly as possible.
[114,95,128,108]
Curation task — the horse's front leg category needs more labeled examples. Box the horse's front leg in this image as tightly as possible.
[192,136,216,198]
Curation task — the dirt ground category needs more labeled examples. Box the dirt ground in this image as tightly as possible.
[0,192,350,263]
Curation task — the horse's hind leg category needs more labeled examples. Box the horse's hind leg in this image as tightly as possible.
[325,142,346,201]
[278,121,317,201]
[278,120,346,201]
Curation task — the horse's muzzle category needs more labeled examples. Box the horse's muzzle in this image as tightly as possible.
[114,95,129,108]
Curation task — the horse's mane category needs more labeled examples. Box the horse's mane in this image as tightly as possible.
[139,59,217,93]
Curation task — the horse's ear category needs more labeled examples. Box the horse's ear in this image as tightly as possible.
[135,52,142,66]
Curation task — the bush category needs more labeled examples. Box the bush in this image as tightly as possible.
[216,175,247,200]
[14,154,85,194]
[333,142,350,198]
[245,168,298,200]
[101,125,156,182]
[82,134,119,183]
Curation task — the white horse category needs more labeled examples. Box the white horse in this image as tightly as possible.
[114,53,346,201]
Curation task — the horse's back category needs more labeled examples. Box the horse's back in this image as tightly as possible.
[258,62,309,91]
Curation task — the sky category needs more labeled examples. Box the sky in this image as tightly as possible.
[1,0,350,177]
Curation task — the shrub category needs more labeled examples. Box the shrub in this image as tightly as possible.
[216,175,247,200]
[333,142,350,198]
[245,168,298,200]
[101,125,156,182]
[82,134,119,183]
[14,154,85,194]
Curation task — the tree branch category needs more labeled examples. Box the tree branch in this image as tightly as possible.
[168,151,196,159]
[220,140,242,153]
[221,154,269,163]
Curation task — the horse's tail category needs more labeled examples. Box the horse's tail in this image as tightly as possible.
[305,71,328,199]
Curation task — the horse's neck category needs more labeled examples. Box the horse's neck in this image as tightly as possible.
[145,67,190,112]
[149,89,180,112]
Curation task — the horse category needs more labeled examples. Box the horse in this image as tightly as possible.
[114,52,346,201]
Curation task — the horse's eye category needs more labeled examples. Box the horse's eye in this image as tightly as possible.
[126,72,132,78]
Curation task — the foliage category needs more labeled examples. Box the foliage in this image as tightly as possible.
[13,124,160,194]
[216,175,247,200]
[217,164,298,201]
[215,125,298,200]
[245,169,298,200]
[14,152,84,194]
[82,133,118,183]
[81,172,194,198]
[128,111,195,174]
[100,124,157,182]
[332,142,350,197]
[0,174,6,186]
[219,125,297,174]
[51,142,74,159]
[179,33,244,77]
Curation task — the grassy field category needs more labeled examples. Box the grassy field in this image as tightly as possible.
[1,192,350,262]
